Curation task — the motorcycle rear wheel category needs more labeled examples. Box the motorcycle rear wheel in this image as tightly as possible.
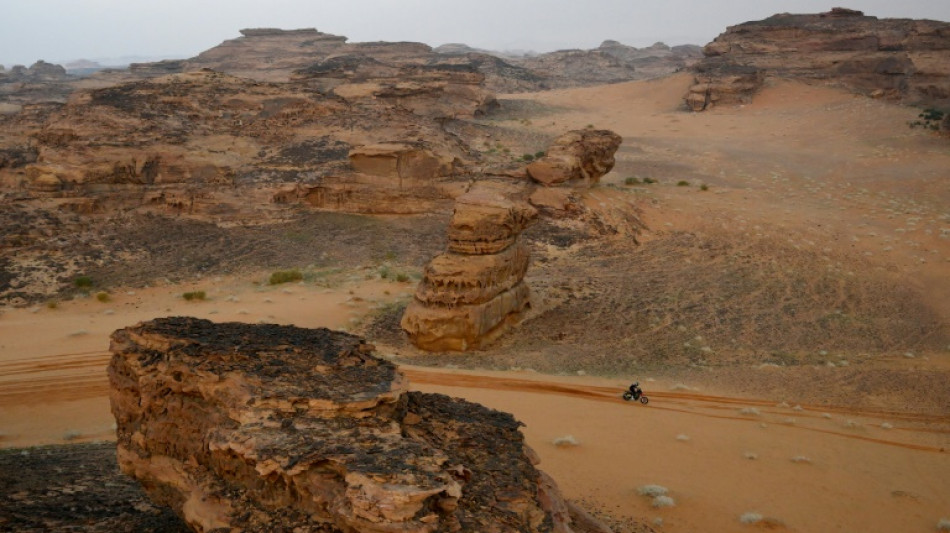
[640,396,649,405]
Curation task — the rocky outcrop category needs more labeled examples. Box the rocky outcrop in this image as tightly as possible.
[295,58,497,119]
[401,181,538,351]
[685,59,764,111]
[434,41,701,92]
[688,9,950,110]
[108,317,602,532]
[526,129,622,187]
[349,142,455,181]
[0,66,476,219]
[0,60,74,105]
[188,28,349,81]
[0,60,68,82]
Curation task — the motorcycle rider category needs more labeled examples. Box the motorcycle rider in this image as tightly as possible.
[628,381,642,399]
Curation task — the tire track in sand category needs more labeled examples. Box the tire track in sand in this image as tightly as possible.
[2,354,946,454]
[403,369,950,454]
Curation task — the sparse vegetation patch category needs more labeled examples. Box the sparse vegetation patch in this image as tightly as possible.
[182,291,207,301]
[269,269,303,285]
[908,108,945,131]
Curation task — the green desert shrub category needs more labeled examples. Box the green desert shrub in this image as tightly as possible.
[522,153,535,161]
[182,291,207,301]
[909,108,945,131]
[700,183,709,191]
[74,276,93,289]
[677,180,691,187]
[625,176,640,185]
[534,151,546,159]
[95,291,110,303]
[642,177,658,184]
[269,269,303,285]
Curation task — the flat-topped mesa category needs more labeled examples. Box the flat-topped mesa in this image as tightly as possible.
[402,181,538,351]
[239,28,327,37]
[526,129,622,187]
[687,9,950,110]
[187,28,349,81]
[109,317,600,532]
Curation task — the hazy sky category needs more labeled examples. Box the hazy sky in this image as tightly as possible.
[2,0,950,67]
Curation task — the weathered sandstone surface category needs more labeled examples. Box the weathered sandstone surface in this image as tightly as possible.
[294,56,497,119]
[399,129,623,351]
[401,182,538,351]
[526,130,623,187]
[108,317,603,532]
[687,8,950,110]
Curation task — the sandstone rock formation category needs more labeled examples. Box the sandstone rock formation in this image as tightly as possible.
[0,60,68,82]
[401,182,538,351]
[348,142,455,182]
[1,67,474,215]
[435,40,701,93]
[0,60,74,105]
[526,129,623,187]
[109,317,603,532]
[687,9,950,110]
[294,57,497,119]
[685,59,764,111]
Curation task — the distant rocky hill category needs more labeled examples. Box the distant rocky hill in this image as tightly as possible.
[436,40,702,92]
[0,60,73,107]
[130,28,699,92]
[686,7,950,111]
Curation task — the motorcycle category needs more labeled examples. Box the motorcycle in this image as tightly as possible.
[622,389,649,404]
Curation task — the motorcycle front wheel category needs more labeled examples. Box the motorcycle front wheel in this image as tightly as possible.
[622,391,633,401]
[640,396,649,405]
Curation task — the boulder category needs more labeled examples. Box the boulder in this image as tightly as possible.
[446,181,538,255]
[526,130,622,187]
[108,317,600,532]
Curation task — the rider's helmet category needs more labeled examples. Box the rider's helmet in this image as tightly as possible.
[633,381,639,388]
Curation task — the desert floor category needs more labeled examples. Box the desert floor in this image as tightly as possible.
[2,74,950,532]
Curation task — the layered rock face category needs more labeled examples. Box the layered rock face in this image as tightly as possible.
[687,9,950,110]
[348,142,454,182]
[109,317,597,532]
[1,68,472,217]
[685,59,765,111]
[294,57,497,119]
[526,130,623,187]
[0,60,73,106]
[401,182,538,351]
